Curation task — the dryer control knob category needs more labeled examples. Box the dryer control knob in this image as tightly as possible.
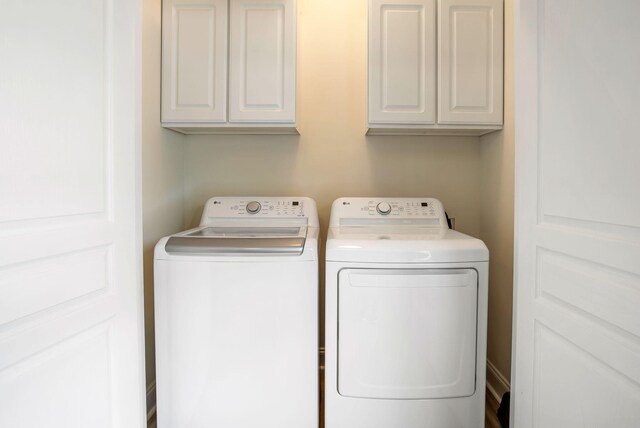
[246,201,261,214]
[376,202,392,215]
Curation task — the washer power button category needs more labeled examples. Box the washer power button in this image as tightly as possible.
[246,201,261,214]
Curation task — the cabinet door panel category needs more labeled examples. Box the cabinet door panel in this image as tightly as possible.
[369,0,436,124]
[438,0,503,124]
[229,0,296,123]
[162,0,227,123]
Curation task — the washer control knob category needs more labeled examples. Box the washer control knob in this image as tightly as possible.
[246,201,261,214]
[376,202,392,215]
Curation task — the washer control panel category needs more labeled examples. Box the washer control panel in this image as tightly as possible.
[365,200,439,218]
[201,197,315,222]
[330,198,447,227]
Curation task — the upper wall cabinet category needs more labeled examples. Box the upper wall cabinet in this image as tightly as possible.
[162,0,297,134]
[368,0,503,136]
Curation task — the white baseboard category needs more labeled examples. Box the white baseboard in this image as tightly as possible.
[147,381,157,421]
[486,360,510,404]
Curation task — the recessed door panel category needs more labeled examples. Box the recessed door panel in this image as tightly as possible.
[369,0,436,124]
[161,0,228,123]
[338,268,478,399]
[229,0,296,123]
[438,0,503,124]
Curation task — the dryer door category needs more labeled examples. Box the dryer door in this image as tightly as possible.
[337,268,478,399]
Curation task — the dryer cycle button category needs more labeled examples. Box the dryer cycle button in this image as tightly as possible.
[246,201,261,214]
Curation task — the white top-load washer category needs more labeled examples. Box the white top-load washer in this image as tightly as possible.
[325,198,489,428]
[154,197,318,428]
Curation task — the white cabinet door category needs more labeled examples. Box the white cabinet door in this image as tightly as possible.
[162,0,228,123]
[438,0,502,124]
[0,0,145,426]
[369,0,436,124]
[229,0,296,123]
[513,0,640,426]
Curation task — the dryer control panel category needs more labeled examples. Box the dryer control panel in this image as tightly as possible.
[329,198,448,228]
[200,197,319,227]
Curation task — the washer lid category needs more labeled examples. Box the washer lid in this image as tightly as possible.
[165,225,307,255]
[326,227,488,263]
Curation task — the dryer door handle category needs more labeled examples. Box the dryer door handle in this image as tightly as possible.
[347,269,476,288]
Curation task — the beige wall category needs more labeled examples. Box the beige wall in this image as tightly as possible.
[142,0,185,397]
[479,0,515,388]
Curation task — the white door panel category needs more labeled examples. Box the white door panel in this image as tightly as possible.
[538,1,640,229]
[513,0,640,426]
[533,324,640,428]
[369,0,436,124]
[0,244,111,326]
[0,0,145,426]
[0,0,107,223]
[0,323,113,428]
[229,0,296,123]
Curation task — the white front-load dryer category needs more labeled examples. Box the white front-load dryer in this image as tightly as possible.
[154,197,318,428]
[325,198,489,428]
